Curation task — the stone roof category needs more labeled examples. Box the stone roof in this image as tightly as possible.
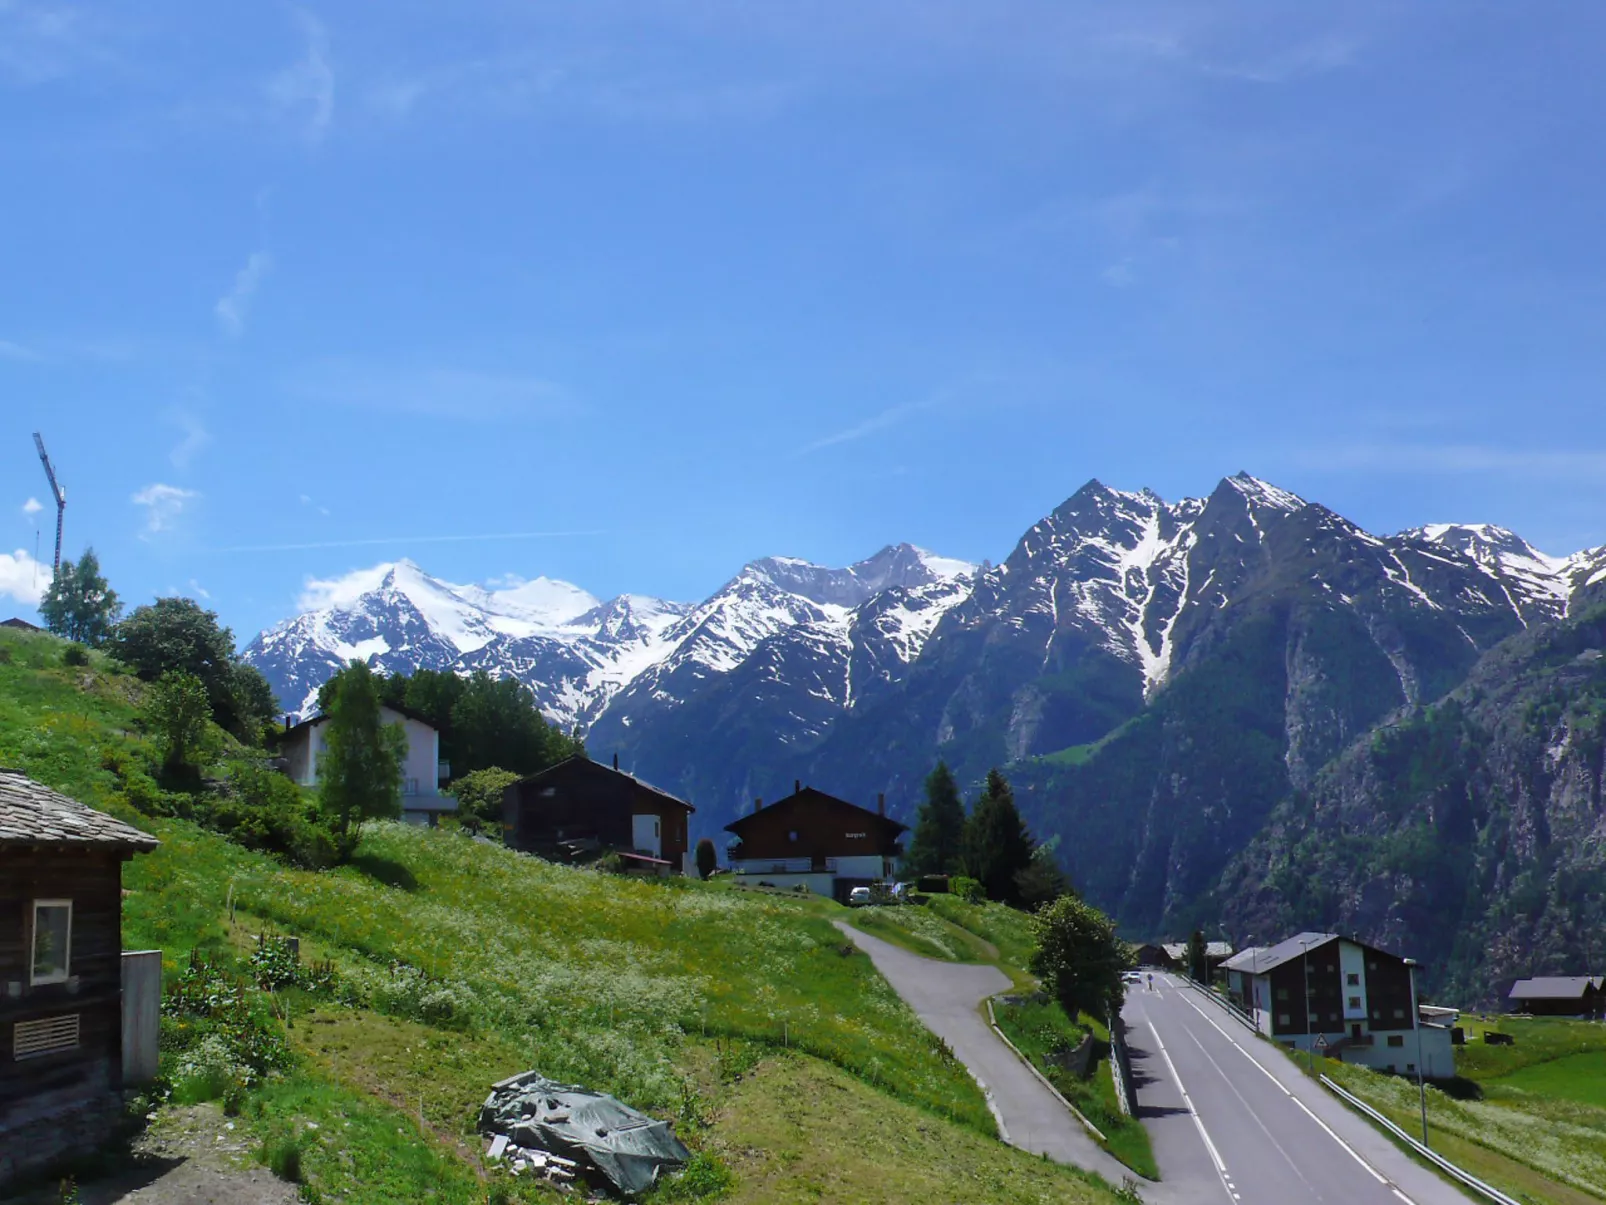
[1162,941,1235,961]
[1219,932,1339,974]
[0,769,160,850]
[1509,976,1603,1000]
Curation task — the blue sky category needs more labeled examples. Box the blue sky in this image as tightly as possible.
[6,1,1606,639]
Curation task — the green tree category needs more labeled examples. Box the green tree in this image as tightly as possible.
[110,597,271,741]
[694,836,718,880]
[318,659,408,858]
[449,766,520,834]
[1014,841,1075,912]
[961,768,1036,906]
[1029,895,1132,1021]
[39,548,122,646]
[450,670,580,776]
[904,760,967,876]
[143,671,213,773]
[1186,930,1209,982]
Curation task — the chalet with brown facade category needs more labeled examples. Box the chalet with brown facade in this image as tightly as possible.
[0,771,159,1189]
[1221,932,1455,1077]
[724,784,906,902]
[502,755,694,873]
[1508,976,1603,1017]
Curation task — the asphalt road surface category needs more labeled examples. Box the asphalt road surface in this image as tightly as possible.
[1123,973,1472,1205]
[834,922,1134,1186]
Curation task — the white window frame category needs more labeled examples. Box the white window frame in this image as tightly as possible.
[30,898,73,986]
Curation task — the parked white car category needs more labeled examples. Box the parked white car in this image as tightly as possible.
[848,886,873,907]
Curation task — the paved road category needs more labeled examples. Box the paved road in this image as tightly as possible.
[834,922,1134,1186]
[1123,973,1472,1205]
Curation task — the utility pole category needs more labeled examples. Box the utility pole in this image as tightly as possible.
[32,432,65,575]
[1406,957,1429,1145]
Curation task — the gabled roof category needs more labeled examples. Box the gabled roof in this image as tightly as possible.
[0,769,160,850]
[286,700,438,735]
[1162,941,1234,960]
[724,786,906,837]
[1509,976,1603,1000]
[515,756,695,813]
[1219,932,1339,974]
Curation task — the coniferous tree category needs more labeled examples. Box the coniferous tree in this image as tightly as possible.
[39,548,122,646]
[961,768,1036,906]
[905,760,967,876]
[1186,930,1209,982]
[694,837,718,880]
[318,659,408,859]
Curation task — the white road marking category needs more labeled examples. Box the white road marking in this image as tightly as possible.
[1163,977,1414,1200]
[1148,1019,1236,1204]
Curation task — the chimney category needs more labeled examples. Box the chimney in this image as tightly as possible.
[877,792,885,817]
[794,779,801,796]
[612,752,619,771]
[754,797,763,814]
[283,714,292,731]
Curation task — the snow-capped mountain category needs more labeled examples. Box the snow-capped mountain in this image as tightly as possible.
[1401,523,1606,623]
[242,545,975,726]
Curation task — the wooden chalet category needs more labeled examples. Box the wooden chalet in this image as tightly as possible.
[724,784,907,902]
[502,755,694,873]
[0,770,159,1189]
[1508,976,1604,1017]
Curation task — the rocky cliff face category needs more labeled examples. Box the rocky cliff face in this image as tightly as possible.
[1220,591,1606,1001]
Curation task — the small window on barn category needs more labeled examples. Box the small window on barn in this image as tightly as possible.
[789,830,798,842]
[31,900,72,986]
[540,787,556,797]
[1277,1013,1291,1027]
[1349,996,1362,1009]
[1347,973,1360,986]
[1387,1035,1404,1047]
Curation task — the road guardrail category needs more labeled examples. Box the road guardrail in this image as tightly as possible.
[1319,1076,1521,1205]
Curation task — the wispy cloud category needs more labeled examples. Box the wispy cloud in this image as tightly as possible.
[214,251,272,337]
[268,9,333,142]
[187,578,210,599]
[0,338,42,361]
[0,547,52,606]
[0,1,106,87]
[288,362,571,420]
[798,399,938,456]
[22,497,43,517]
[167,409,210,468]
[132,483,199,537]
[207,528,605,555]
[1302,443,1606,478]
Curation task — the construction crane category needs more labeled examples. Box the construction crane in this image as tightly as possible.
[32,432,65,575]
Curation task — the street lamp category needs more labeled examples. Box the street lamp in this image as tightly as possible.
[1405,957,1429,1146]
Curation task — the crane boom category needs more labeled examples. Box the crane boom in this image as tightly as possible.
[32,432,65,575]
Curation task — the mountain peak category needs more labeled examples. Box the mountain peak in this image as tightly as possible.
[1225,473,1305,512]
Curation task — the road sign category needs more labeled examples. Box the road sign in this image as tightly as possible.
[1314,1034,1329,1050]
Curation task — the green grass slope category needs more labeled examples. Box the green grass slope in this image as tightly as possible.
[0,626,1125,1204]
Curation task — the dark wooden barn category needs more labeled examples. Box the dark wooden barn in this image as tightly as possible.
[0,770,159,1189]
[724,785,907,901]
[502,756,694,872]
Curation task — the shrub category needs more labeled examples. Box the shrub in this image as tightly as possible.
[63,644,90,667]
[694,837,718,880]
[648,1151,735,1201]
[448,766,519,834]
[951,876,986,904]
[212,762,340,869]
[263,1134,304,1183]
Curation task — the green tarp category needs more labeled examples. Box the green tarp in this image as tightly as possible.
[479,1071,691,1197]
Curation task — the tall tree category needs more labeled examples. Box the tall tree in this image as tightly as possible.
[143,671,213,773]
[450,670,579,776]
[1186,930,1209,983]
[1029,895,1132,1022]
[38,548,121,646]
[318,659,408,858]
[110,597,270,741]
[1014,841,1075,912]
[961,768,1036,906]
[449,766,520,834]
[904,761,967,876]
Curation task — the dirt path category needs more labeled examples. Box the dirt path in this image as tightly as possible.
[6,1105,299,1205]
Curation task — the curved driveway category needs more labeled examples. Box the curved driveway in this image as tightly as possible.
[834,922,1134,1187]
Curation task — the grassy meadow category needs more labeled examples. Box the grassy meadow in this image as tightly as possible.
[0,625,1128,1204]
[1322,1012,1606,1204]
